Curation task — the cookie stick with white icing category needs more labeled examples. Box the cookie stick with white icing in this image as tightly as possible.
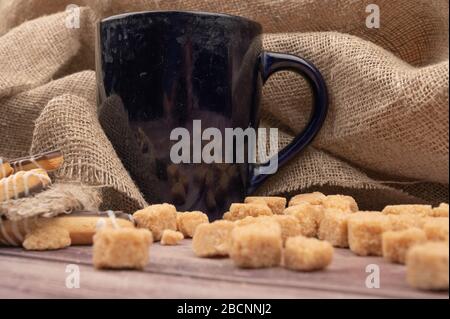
[9,150,64,172]
[56,211,135,244]
[0,168,51,202]
[0,217,35,246]
[0,211,135,247]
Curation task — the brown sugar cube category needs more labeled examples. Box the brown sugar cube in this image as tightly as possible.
[288,192,326,207]
[234,216,277,236]
[388,214,426,231]
[93,228,153,270]
[318,209,350,247]
[348,212,391,256]
[176,211,209,238]
[272,215,303,244]
[160,229,184,246]
[233,216,264,227]
[245,196,286,214]
[133,203,177,241]
[382,228,427,264]
[422,217,449,242]
[23,226,71,251]
[192,220,234,257]
[234,215,302,245]
[284,236,334,271]
[223,203,272,221]
[321,195,359,213]
[284,203,323,237]
[382,204,432,217]
[229,222,282,268]
[429,203,449,218]
[234,216,279,228]
[406,242,449,291]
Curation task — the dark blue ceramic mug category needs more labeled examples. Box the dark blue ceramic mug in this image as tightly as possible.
[96,11,328,219]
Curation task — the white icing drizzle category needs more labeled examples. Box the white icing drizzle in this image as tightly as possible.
[96,218,107,230]
[12,172,19,199]
[107,210,120,229]
[2,173,15,201]
[2,172,10,202]
[127,214,135,225]
[29,158,43,169]
[22,172,32,197]
[17,159,22,171]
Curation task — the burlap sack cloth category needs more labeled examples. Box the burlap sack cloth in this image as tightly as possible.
[0,0,448,216]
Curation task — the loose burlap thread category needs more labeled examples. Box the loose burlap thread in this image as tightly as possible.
[0,0,448,216]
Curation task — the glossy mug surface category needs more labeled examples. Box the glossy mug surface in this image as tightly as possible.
[96,11,328,220]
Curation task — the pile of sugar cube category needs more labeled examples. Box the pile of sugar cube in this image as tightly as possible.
[94,193,448,292]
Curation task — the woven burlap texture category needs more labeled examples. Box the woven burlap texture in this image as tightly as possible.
[0,0,448,215]
[0,183,102,221]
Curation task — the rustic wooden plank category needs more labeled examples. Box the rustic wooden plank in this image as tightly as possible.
[0,255,369,298]
[0,240,447,299]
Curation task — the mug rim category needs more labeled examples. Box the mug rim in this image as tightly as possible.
[100,10,262,30]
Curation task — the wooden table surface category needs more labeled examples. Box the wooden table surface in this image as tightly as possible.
[0,240,447,299]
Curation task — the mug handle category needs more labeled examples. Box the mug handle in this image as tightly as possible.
[248,51,328,193]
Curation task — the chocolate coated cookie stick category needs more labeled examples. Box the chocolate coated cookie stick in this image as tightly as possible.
[9,150,64,172]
